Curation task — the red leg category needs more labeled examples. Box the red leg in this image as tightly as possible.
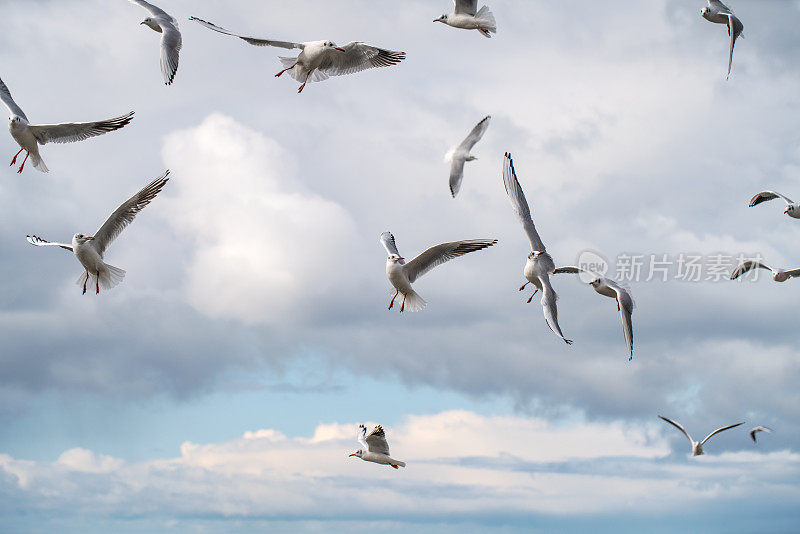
[95,273,100,295]
[391,464,398,469]
[400,294,406,313]
[17,151,29,173]
[388,290,398,310]
[10,147,23,166]
[519,282,529,291]
[274,63,297,77]
[526,289,538,304]
[297,71,311,93]
[82,272,88,295]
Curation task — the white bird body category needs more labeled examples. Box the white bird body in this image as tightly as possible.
[349,425,406,469]
[130,0,182,85]
[659,416,743,456]
[502,153,572,345]
[0,77,134,173]
[701,0,744,79]
[552,266,634,359]
[27,172,169,294]
[749,190,800,219]
[435,1,497,38]
[189,17,405,93]
[730,260,800,283]
[446,115,490,197]
[380,231,496,312]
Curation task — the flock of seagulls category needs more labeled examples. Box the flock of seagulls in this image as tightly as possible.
[3,0,780,470]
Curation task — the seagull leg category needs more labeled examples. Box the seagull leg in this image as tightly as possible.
[10,147,23,166]
[297,71,311,93]
[95,273,100,295]
[526,289,538,304]
[274,63,297,78]
[519,282,529,291]
[388,290,398,310]
[390,464,399,469]
[82,272,89,295]
[400,294,406,313]
[17,151,29,173]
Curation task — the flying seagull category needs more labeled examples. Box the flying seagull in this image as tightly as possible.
[129,0,182,85]
[26,172,169,294]
[701,0,744,79]
[349,424,405,469]
[0,77,133,173]
[502,152,572,344]
[434,1,497,38]
[553,266,634,360]
[189,17,406,93]
[749,426,773,444]
[659,416,744,456]
[380,231,496,312]
[446,115,490,198]
[749,191,800,219]
[730,260,800,283]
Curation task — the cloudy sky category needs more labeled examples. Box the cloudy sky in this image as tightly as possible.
[1,0,800,532]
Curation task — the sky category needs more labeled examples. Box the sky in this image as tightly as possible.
[1,0,800,532]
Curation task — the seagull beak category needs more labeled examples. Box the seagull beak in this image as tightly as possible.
[86,236,94,240]
[398,257,404,261]
[348,453,357,457]
[335,47,346,52]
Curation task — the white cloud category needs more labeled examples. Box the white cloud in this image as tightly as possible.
[160,114,360,325]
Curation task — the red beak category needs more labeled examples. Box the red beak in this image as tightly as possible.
[335,47,346,52]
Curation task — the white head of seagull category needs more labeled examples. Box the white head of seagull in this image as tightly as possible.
[380,231,496,312]
[0,77,133,173]
[189,17,405,94]
[26,172,169,295]
[659,416,744,456]
[434,1,497,38]
[349,425,405,469]
[501,153,572,345]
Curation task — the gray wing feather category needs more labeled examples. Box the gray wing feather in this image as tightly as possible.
[449,159,466,198]
[541,281,572,344]
[189,17,301,49]
[0,77,27,121]
[457,116,491,152]
[404,239,497,283]
[700,422,744,446]
[317,43,405,77]
[454,0,479,15]
[730,260,772,280]
[357,424,369,450]
[29,112,134,145]
[502,153,546,252]
[129,0,175,23]
[92,171,169,256]
[659,416,695,444]
[160,24,182,85]
[379,231,404,264]
[26,235,73,251]
[749,191,792,207]
[365,425,390,455]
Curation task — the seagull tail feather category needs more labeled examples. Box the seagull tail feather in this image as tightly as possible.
[402,290,426,313]
[475,5,497,33]
[31,154,48,173]
[99,263,126,291]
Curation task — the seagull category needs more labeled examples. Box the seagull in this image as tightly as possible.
[446,115,490,198]
[552,266,634,360]
[749,426,773,444]
[749,191,800,219]
[26,172,169,294]
[659,416,744,456]
[349,424,405,469]
[502,153,572,345]
[380,231,496,312]
[189,17,406,93]
[129,0,182,85]
[701,0,744,79]
[0,77,133,174]
[434,1,497,38]
[730,260,800,283]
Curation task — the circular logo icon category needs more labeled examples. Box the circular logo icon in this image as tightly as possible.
[576,250,608,283]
